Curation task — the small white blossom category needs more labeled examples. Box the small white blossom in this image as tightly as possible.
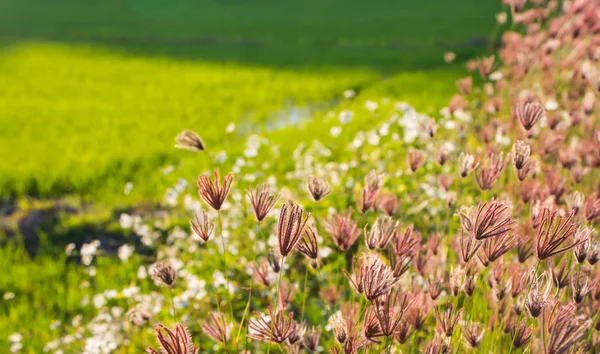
[123,182,134,195]
[330,126,342,137]
[117,244,133,262]
[225,123,236,133]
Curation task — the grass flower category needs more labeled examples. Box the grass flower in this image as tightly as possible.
[511,140,530,170]
[524,270,551,318]
[546,302,591,354]
[197,169,233,211]
[535,208,580,260]
[344,253,399,302]
[202,312,229,344]
[462,322,485,348]
[296,223,319,260]
[307,176,332,201]
[434,302,462,337]
[327,210,361,251]
[377,193,400,216]
[277,201,311,257]
[189,210,214,243]
[364,215,398,250]
[247,184,281,222]
[475,152,508,190]
[151,262,177,287]
[458,152,480,178]
[515,98,545,131]
[248,306,297,344]
[174,130,205,152]
[459,200,514,241]
[146,323,198,354]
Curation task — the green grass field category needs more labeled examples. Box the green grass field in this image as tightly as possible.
[0,1,503,352]
[0,0,500,200]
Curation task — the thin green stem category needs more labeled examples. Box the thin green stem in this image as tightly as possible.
[242,221,261,351]
[267,256,285,354]
[541,310,547,354]
[301,264,310,320]
[217,210,236,350]
[169,287,178,324]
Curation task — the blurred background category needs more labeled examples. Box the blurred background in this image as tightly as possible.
[0,0,500,201]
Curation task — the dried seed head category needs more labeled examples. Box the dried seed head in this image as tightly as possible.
[277,201,311,257]
[463,322,485,348]
[516,158,537,181]
[515,98,546,131]
[570,274,596,304]
[151,262,177,287]
[434,302,462,337]
[550,258,571,290]
[524,271,552,318]
[459,200,514,241]
[174,130,205,152]
[565,191,585,214]
[478,231,520,265]
[584,192,600,221]
[248,306,297,344]
[393,223,420,258]
[449,267,465,296]
[197,169,233,211]
[479,55,495,78]
[475,152,508,190]
[421,118,438,138]
[327,210,361,251]
[393,320,413,344]
[573,226,593,263]
[446,191,458,208]
[535,208,580,260]
[356,171,384,213]
[436,144,451,166]
[464,269,478,296]
[364,216,399,250]
[511,140,530,170]
[296,223,319,260]
[344,253,399,302]
[307,176,332,201]
[428,277,445,300]
[511,320,532,348]
[190,210,214,243]
[302,327,321,351]
[363,306,383,343]
[146,323,198,354]
[407,148,425,172]
[543,167,566,200]
[286,321,306,345]
[456,76,473,96]
[546,302,592,354]
[253,258,272,287]
[329,314,348,344]
[278,280,297,309]
[375,290,413,337]
[588,242,600,265]
[247,184,281,222]
[202,312,229,344]
[267,251,282,273]
[127,307,151,327]
[377,193,400,216]
[458,152,480,178]
[422,336,450,354]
